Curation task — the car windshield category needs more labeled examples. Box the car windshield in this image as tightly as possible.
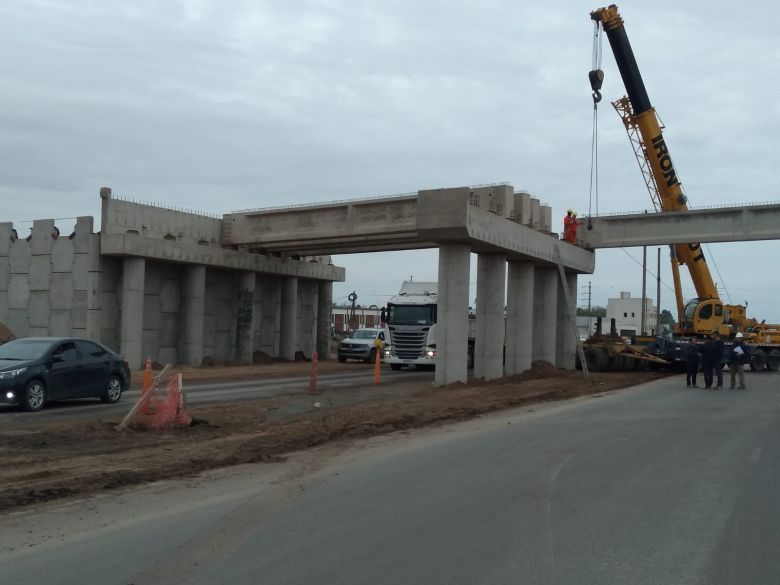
[387,304,436,326]
[351,330,378,339]
[0,340,53,360]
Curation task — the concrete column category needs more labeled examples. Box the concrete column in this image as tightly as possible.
[235,271,256,364]
[317,280,333,358]
[435,243,471,386]
[532,266,557,365]
[505,261,535,375]
[181,265,206,367]
[280,276,298,361]
[556,271,578,369]
[474,254,506,380]
[119,257,145,368]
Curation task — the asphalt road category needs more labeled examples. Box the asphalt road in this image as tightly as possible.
[0,368,433,424]
[2,373,780,584]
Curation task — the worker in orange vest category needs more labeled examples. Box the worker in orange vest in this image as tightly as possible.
[563,209,582,243]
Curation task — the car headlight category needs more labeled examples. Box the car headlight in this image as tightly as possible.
[0,367,27,380]
[426,350,436,357]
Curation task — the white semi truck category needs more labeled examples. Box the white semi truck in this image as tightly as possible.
[383,281,475,370]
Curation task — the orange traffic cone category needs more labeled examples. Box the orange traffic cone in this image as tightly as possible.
[141,356,153,396]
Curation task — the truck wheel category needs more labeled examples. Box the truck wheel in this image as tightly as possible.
[585,347,609,372]
[390,364,403,371]
[766,349,780,372]
[609,355,624,372]
[750,349,767,372]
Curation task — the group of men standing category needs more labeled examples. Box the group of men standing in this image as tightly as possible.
[685,332,751,390]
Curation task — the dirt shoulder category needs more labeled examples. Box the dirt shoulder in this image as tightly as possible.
[0,366,669,512]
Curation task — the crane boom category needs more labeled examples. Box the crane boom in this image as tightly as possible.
[590,5,719,303]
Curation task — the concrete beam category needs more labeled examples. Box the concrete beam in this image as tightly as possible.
[223,195,419,251]
[100,233,344,282]
[435,243,471,386]
[581,203,780,248]
[222,185,595,274]
[474,254,506,381]
[505,261,534,376]
[120,257,145,368]
[416,189,594,274]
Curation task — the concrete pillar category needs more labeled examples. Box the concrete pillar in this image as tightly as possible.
[505,261,535,375]
[280,276,298,361]
[474,254,506,380]
[235,272,256,364]
[435,243,471,386]
[532,266,557,365]
[556,271,578,369]
[120,257,145,368]
[317,280,333,358]
[181,265,206,367]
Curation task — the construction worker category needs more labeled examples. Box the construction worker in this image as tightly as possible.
[701,332,724,390]
[684,338,700,388]
[728,332,750,390]
[563,209,582,244]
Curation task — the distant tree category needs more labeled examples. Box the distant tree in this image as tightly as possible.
[577,306,606,317]
[659,309,675,325]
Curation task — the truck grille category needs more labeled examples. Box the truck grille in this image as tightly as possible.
[389,327,428,359]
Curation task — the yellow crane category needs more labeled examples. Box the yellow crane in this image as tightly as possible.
[589,5,780,365]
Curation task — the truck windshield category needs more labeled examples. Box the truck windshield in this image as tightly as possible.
[387,304,436,326]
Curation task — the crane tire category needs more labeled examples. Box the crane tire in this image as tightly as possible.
[750,349,767,372]
[765,349,780,372]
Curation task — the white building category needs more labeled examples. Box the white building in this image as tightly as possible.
[606,291,658,337]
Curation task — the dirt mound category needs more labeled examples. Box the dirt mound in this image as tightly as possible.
[0,322,15,344]
[252,351,274,365]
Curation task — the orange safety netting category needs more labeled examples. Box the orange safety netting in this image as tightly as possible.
[130,372,192,431]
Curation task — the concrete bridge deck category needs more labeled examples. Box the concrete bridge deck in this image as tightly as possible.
[224,186,594,274]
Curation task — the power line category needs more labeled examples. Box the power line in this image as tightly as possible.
[619,248,677,296]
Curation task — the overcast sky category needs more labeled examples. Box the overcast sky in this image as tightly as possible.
[2,1,779,319]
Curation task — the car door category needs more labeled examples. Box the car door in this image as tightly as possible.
[75,340,111,396]
[47,341,81,399]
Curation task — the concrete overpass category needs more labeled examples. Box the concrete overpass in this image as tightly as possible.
[224,185,595,386]
[580,202,780,248]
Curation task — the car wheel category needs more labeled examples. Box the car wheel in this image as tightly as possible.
[22,379,47,412]
[390,364,403,371]
[337,356,347,363]
[364,349,376,364]
[101,374,123,404]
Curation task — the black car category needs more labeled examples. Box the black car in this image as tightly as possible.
[0,337,131,412]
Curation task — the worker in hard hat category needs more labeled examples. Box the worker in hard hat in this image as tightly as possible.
[728,332,750,389]
[563,209,582,244]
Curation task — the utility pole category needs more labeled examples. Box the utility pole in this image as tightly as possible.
[641,245,647,335]
[580,281,592,311]
[656,247,661,334]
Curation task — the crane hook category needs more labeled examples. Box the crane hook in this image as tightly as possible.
[589,69,604,105]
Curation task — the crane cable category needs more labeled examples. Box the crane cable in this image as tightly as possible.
[588,21,604,226]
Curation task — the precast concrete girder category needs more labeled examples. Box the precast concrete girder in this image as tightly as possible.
[223,185,595,274]
[581,203,780,249]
